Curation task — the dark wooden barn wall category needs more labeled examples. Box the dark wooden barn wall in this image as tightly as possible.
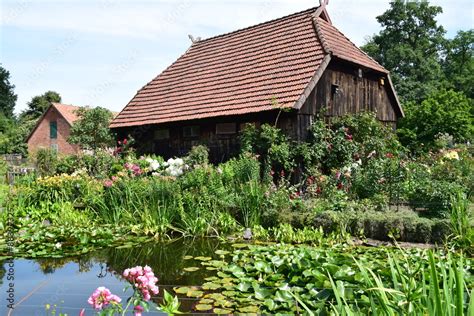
[116,62,399,161]
[119,111,288,163]
[295,61,398,140]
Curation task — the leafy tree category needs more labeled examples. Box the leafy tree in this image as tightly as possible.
[20,90,61,121]
[68,107,115,150]
[0,64,17,120]
[362,0,446,102]
[0,117,29,155]
[397,90,473,151]
[443,30,474,99]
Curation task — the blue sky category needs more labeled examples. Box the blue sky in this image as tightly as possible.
[1,0,473,114]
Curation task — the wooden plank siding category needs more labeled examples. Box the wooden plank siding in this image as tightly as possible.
[116,61,399,162]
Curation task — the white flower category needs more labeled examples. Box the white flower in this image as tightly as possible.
[150,161,160,171]
[55,242,62,249]
[152,172,160,177]
[145,157,154,163]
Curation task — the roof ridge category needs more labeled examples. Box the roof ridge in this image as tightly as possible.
[194,6,318,45]
[312,16,331,54]
[52,102,81,108]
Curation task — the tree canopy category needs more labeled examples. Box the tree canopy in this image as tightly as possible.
[397,89,473,151]
[362,0,446,102]
[0,64,17,120]
[21,90,61,121]
[68,107,115,150]
[443,30,474,99]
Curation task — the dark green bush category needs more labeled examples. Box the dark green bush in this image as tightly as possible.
[185,145,209,167]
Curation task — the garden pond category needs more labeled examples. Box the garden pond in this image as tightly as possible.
[2,237,473,315]
[1,238,230,315]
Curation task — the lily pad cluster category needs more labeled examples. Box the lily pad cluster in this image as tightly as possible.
[178,244,474,314]
[0,223,153,259]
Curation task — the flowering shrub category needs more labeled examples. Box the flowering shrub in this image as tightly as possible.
[163,158,186,177]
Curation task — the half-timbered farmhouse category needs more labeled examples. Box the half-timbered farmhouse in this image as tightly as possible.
[111,3,403,162]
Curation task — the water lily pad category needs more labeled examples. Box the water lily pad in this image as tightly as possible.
[183,267,200,272]
[204,276,219,281]
[199,298,214,304]
[202,282,221,290]
[194,256,212,261]
[206,267,218,271]
[239,305,260,313]
[222,290,238,297]
[231,243,248,248]
[205,293,226,301]
[215,250,230,255]
[186,289,204,298]
[195,304,213,311]
[173,286,190,294]
[207,260,226,268]
[214,308,232,314]
[183,255,193,260]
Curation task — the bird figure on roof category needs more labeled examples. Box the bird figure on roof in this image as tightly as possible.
[188,34,201,43]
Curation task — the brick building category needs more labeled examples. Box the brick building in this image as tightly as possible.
[27,103,80,155]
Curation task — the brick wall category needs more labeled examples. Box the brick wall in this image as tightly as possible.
[27,107,79,155]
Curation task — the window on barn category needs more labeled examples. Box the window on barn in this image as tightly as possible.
[154,129,170,140]
[50,121,57,139]
[216,123,237,135]
[183,126,200,138]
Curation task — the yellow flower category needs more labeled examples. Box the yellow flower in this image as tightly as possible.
[444,150,459,160]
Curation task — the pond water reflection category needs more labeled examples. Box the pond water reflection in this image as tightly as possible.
[1,238,227,315]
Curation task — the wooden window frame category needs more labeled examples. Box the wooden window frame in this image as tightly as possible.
[183,126,200,138]
[50,121,57,139]
[216,123,237,135]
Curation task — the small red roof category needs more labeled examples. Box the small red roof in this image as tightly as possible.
[51,103,80,125]
[111,6,395,128]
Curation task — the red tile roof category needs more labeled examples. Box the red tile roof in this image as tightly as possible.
[111,6,391,128]
[52,103,80,125]
[315,18,387,73]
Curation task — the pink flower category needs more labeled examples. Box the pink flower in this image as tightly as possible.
[123,265,159,302]
[79,309,85,316]
[87,287,121,311]
[134,305,144,316]
[104,180,113,188]
[111,176,118,182]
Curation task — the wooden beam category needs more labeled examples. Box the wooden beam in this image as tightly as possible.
[293,54,331,110]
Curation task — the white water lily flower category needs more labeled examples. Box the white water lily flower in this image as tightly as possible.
[55,242,62,249]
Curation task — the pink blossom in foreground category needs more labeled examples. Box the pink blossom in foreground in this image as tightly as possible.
[123,265,159,301]
[87,286,121,310]
[134,305,144,316]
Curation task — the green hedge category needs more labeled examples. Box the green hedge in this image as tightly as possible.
[287,210,453,244]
